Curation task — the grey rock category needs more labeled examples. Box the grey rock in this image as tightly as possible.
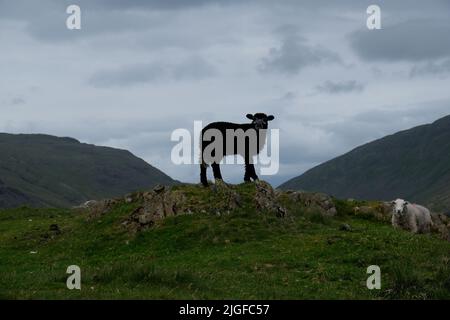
[153,184,165,193]
[254,180,287,217]
[287,191,337,217]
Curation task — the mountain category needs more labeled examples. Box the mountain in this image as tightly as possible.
[279,115,450,212]
[0,133,177,208]
[0,179,42,208]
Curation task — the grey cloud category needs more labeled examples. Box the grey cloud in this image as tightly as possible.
[3,0,450,45]
[350,19,450,62]
[90,0,226,11]
[0,0,236,15]
[24,6,156,42]
[1,96,26,108]
[96,0,450,15]
[89,57,216,88]
[410,59,450,78]
[10,97,26,106]
[326,99,450,149]
[281,92,296,101]
[353,100,450,122]
[10,114,199,147]
[271,0,450,12]
[316,80,364,94]
[0,0,222,43]
[259,31,341,75]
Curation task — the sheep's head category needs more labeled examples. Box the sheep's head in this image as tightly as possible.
[246,113,275,130]
[391,198,408,215]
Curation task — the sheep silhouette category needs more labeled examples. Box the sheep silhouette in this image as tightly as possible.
[199,113,274,186]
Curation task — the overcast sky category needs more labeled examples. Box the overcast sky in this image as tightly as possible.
[1,0,450,186]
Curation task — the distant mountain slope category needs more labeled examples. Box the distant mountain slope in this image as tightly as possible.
[279,115,450,212]
[0,179,43,208]
[0,133,177,208]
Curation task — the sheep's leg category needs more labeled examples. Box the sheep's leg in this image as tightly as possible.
[250,164,259,181]
[212,163,223,181]
[408,215,419,234]
[391,215,399,229]
[244,161,252,182]
[244,162,259,181]
[200,163,208,187]
[244,163,252,182]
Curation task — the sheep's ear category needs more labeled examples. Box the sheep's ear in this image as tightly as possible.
[404,201,409,205]
[267,115,275,121]
[246,114,254,120]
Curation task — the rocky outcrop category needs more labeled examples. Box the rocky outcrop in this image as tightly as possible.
[75,199,119,220]
[122,185,187,232]
[353,202,391,222]
[284,190,337,217]
[210,180,242,214]
[431,213,450,241]
[254,181,286,217]
[72,181,449,241]
[120,182,288,232]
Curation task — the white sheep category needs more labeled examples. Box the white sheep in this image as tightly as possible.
[391,199,433,234]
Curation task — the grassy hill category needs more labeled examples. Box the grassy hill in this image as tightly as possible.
[0,133,177,208]
[280,115,450,212]
[1,182,449,299]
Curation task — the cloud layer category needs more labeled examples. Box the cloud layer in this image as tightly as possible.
[1,0,450,185]
[316,80,364,94]
[260,30,341,75]
[89,57,216,87]
[350,19,450,62]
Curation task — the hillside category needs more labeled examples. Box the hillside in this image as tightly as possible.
[0,179,42,208]
[0,133,176,208]
[280,115,450,212]
[0,182,449,299]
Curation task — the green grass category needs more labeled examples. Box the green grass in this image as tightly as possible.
[0,184,449,299]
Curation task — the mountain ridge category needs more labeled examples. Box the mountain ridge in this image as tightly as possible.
[279,115,450,212]
[0,133,177,208]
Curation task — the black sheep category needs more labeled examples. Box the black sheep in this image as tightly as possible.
[200,113,275,186]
